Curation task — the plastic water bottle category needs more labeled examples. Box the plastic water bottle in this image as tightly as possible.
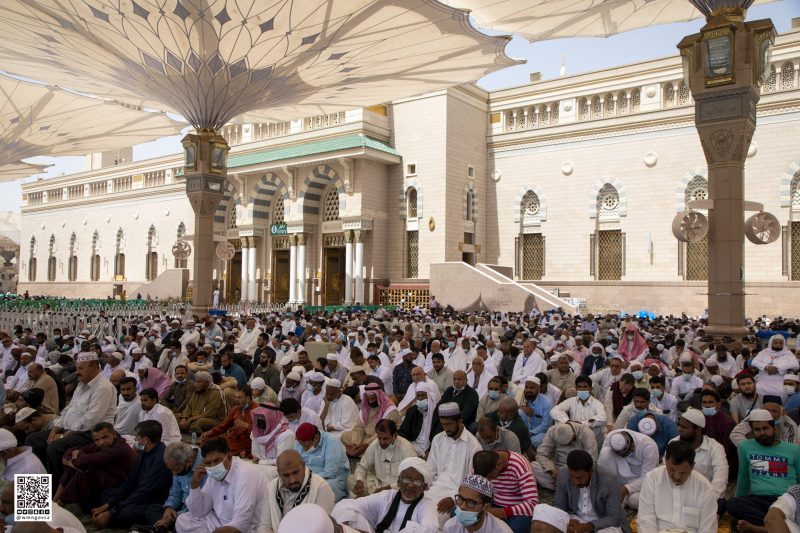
[191,432,197,445]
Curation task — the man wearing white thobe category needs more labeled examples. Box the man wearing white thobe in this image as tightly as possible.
[637,442,718,533]
[177,446,268,532]
[511,340,546,386]
[550,379,608,448]
[114,378,141,437]
[598,429,659,510]
[138,392,182,445]
[319,380,362,441]
[234,318,261,356]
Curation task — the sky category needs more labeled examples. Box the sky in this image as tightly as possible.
[0,1,797,216]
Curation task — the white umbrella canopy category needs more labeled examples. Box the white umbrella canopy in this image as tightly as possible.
[0,0,518,130]
[0,73,185,183]
[440,0,773,41]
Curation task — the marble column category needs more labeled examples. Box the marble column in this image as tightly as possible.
[344,231,354,305]
[240,241,250,302]
[297,233,307,305]
[354,230,365,305]
[288,235,297,305]
[247,238,257,302]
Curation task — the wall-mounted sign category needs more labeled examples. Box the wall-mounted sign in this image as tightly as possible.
[270,224,288,236]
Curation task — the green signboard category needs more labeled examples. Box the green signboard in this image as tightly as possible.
[270,224,288,236]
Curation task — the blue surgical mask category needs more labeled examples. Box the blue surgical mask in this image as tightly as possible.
[448,341,455,349]
[632,371,644,380]
[306,383,314,392]
[487,390,500,400]
[416,399,428,411]
[634,407,647,415]
[683,373,693,382]
[702,407,717,417]
[577,390,590,401]
[287,386,295,393]
[454,507,481,527]
[651,389,663,399]
[205,461,228,481]
[135,441,145,451]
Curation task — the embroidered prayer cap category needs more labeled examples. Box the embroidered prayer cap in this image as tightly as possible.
[295,422,318,442]
[131,348,143,355]
[438,402,460,417]
[681,408,706,429]
[308,372,326,383]
[637,417,657,436]
[286,371,302,382]
[710,375,724,387]
[745,409,773,422]
[76,352,99,363]
[532,504,570,533]
[609,431,633,453]
[327,379,342,388]
[250,377,266,390]
[109,351,123,361]
[194,371,213,384]
[460,474,493,498]
[399,457,433,484]
[525,376,541,386]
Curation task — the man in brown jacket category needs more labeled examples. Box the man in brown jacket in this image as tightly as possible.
[25,363,59,414]
[177,371,226,433]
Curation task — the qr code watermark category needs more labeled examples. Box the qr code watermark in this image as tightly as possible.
[14,474,52,522]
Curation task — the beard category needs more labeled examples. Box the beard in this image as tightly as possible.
[368,400,379,408]
[756,434,776,446]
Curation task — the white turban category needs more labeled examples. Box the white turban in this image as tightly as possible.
[532,504,569,532]
[399,457,433,485]
[278,504,333,533]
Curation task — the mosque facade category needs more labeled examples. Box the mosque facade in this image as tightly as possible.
[15,29,800,315]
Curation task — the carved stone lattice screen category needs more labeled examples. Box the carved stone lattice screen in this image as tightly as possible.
[686,236,709,281]
[597,230,622,280]
[522,233,544,280]
[407,231,419,278]
[380,288,430,308]
[792,222,800,281]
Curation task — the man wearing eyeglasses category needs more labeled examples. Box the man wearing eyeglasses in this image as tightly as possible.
[443,474,512,533]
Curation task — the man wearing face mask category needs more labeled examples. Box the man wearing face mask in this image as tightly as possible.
[398,381,440,456]
[648,376,678,422]
[443,474,512,533]
[477,377,506,420]
[581,343,607,377]
[162,365,194,414]
[613,387,660,431]
[552,376,608,449]
[351,419,417,497]
[146,441,204,530]
[176,437,268,532]
[157,340,188,379]
[727,409,800,532]
[302,371,327,413]
[91,420,173,530]
[670,356,703,401]
[294,423,350,502]
[532,421,598,491]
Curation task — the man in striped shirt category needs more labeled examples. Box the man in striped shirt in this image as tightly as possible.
[472,450,539,533]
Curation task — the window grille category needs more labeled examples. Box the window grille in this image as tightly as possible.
[591,96,601,118]
[597,184,620,219]
[617,92,628,115]
[379,287,429,308]
[604,93,615,117]
[764,64,777,93]
[274,197,285,225]
[792,222,800,281]
[597,230,623,280]
[323,188,340,222]
[521,233,544,280]
[631,89,641,112]
[407,231,419,278]
[578,98,589,121]
[686,237,709,281]
[782,62,795,90]
[663,84,675,108]
[678,82,691,106]
[407,188,418,218]
[522,191,540,226]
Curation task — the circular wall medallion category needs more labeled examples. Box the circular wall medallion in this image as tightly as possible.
[106,216,111,223]
[133,212,139,220]
[172,239,192,259]
[747,141,758,158]
[490,169,501,183]
[563,101,573,112]
[561,162,573,176]
[215,241,236,261]
[645,86,656,98]
[644,152,658,167]
[164,209,170,216]
[428,217,436,232]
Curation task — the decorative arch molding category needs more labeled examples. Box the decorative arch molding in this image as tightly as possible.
[588,178,627,218]
[675,167,708,212]
[251,172,290,221]
[91,231,101,253]
[147,225,159,247]
[29,236,37,256]
[213,181,240,230]
[399,179,423,219]
[115,227,126,253]
[69,232,78,254]
[299,164,346,216]
[463,182,477,223]
[512,185,547,224]
[779,159,800,208]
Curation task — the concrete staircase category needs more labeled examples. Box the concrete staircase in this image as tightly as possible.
[130,268,189,300]
[429,262,576,314]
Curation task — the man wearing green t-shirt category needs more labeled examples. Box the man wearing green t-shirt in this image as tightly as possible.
[729,409,800,532]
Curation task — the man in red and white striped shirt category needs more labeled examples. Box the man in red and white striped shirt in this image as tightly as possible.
[473,449,539,533]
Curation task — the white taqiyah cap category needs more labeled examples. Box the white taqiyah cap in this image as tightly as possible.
[532,504,569,533]
[637,417,657,436]
[746,409,773,422]
[682,408,706,429]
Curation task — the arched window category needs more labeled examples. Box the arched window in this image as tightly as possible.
[550,104,559,125]
[47,235,56,281]
[28,237,37,282]
[68,233,78,282]
[539,104,549,126]
[678,81,691,106]
[663,83,675,108]
[175,223,187,268]
[684,176,709,281]
[604,93,615,117]
[406,188,418,219]
[521,191,541,226]
[465,190,475,222]
[323,187,340,222]
[631,89,641,112]
[274,197,285,225]
[597,184,620,219]
[114,228,125,279]
[90,231,100,281]
[764,64,777,93]
[578,98,589,121]
[145,225,158,281]
[591,96,601,119]
[782,62,796,90]
[617,91,628,115]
